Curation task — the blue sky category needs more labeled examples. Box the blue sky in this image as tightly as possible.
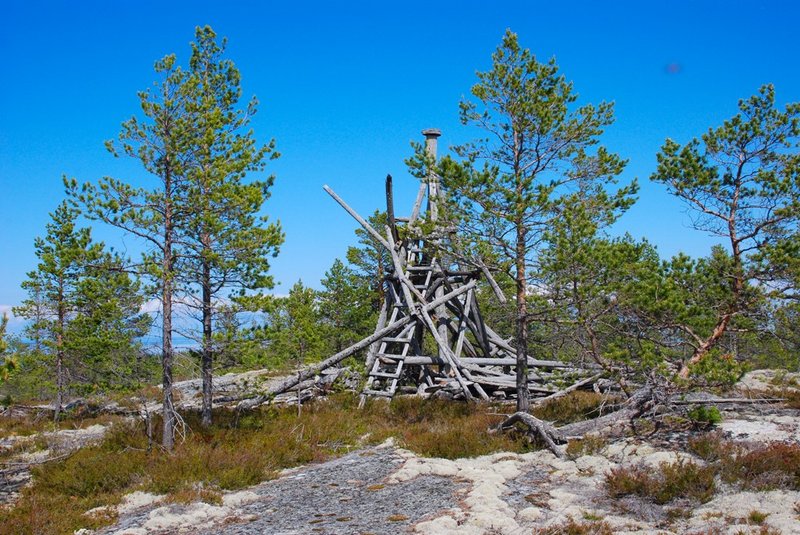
[1,0,799,328]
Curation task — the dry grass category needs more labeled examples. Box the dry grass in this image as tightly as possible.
[163,484,223,506]
[532,517,614,535]
[0,411,121,439]
[0,392,533,535]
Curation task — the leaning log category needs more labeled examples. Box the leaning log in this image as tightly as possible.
[558,386,653,438]
[237,280,477,409]
[323,185,391,252]
[492,386,653,457]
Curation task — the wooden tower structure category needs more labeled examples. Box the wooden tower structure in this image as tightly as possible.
[323,129,576,406]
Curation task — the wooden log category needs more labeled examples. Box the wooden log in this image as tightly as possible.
[400,356,573,368]
[468,375,557,393]
[385,174,399,243]
[671,397,786,405]
[452,287,473,362]
[237,280,476,409]
[478,262,508,304]
[470,289,495,358]
[530,374,603,407]
[364,299,389,373]
[323,185,391,252]
[409,182,427,224]
[492,412,565,458]
[558,386,652,438]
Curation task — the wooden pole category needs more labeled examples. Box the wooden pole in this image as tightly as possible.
[323,185,391,252]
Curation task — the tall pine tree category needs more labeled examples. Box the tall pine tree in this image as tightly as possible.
[181,26,283,426]
[438,30,632,411]
[69,52,192,449]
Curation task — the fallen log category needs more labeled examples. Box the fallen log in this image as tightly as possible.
[529,374,603,407]
[558,386,653,438]
[671,397,786,405]
[491,412,565,458]
[492,386,654,456]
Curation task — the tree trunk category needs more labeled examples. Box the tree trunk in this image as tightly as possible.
[54,346,64,423]
[201,252,213,427]
[161,172,176,451]
[515,224,530,412]
[54,282,65,422]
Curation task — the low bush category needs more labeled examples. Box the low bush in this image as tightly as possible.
[532,517,614,535]
[687,430,734,462]
[565,434,608,459]
[687,405,722,426]
[605,459,716,504]
[720,442,800,491]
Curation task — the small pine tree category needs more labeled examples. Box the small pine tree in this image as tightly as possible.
[13,202,146,417]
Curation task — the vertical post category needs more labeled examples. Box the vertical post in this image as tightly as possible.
[422,128,442,222]
[421,128,451,364]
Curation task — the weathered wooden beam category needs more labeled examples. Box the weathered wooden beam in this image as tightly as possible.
[323,185,391,252]
[364,300,390,374]
[671,397,787,405]
[479,263,508,304]
[401,356,571,368]
[385,174,399,243]
[469,376,557,393]
[409,182,427,224]
[530,374,603,407]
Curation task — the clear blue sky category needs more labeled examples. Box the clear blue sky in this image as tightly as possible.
[2,0,799,325]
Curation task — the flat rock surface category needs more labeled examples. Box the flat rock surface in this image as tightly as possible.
[96,407,800,535]
[102,443,466,535]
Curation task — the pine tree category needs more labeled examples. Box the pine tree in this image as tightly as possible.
[181,26,283,426]
[319,259,374,354]
[13,202,145,417]
[345,210,389,311]
[260,281,325,366]
[68,52,192,449]
[0,314,14,382]
[652,84,800,376]
[438,30,632,411]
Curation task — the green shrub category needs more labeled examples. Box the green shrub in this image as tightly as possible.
[565,434,608,459]
[687,405,722,425]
